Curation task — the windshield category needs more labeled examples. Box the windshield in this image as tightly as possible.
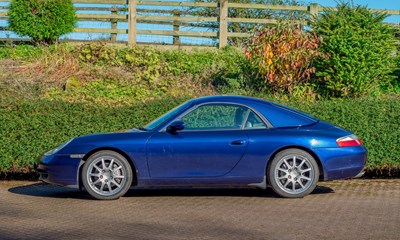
[144,101,192,131]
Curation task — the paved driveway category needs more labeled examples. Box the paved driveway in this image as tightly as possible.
[0,180,399,240]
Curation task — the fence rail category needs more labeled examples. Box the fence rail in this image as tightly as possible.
[0,0,399,47]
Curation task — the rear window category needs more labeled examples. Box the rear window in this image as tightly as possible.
[253,102,319,128]
[270,103,319,122]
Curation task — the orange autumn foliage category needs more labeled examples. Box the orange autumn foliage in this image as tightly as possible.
[245,22,320,93]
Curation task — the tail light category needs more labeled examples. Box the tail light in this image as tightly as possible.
[336,134,363,147]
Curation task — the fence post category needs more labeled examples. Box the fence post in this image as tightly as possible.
[128,0,137,45]
[111,6,117,42]
[309,3,319,18]
[219,0,228,48]
[173,9,180,45]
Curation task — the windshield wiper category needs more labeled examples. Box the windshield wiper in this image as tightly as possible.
[136,126,148,131]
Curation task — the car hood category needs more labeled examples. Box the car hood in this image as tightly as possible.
[70,129,151,145]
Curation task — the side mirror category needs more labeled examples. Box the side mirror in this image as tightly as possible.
[167,121,185,133]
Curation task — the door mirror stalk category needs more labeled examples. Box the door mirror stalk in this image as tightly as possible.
[167,121,185,133]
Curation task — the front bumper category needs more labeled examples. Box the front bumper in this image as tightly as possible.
[34,162,48,182]
[35,154,83,188]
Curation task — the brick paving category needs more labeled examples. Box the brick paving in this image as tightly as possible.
[0,179,399,240]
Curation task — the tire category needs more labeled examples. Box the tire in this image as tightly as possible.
[82,150,133,200]
[268,148,319,198]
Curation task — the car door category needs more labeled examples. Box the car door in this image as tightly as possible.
[147,103,250,178]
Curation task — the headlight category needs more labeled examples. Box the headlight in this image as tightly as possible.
[44,139,74,156]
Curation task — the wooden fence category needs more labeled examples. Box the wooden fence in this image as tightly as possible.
[0,0,399,48]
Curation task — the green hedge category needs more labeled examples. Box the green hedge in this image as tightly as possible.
[290,97,400,169]
[0,97,189,172]
[0,96,399,175]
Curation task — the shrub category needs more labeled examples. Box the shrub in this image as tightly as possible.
[0,44,251,105]
[161,46,251,93]
[244,21,320,94]
[312,2,397,97]
[8,0,77,45]
[77,43,118,64]
[74,44,251,99]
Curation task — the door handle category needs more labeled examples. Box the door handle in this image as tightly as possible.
[230,140,246,146]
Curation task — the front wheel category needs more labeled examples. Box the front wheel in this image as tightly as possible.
[82,150,133,200]
[268,149,319,198]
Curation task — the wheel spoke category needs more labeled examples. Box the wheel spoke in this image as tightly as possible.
[107,182,112,192]
[100,182,106,191]
[283,159,290,168]
[278,175,287,180]
[300,176,311,181]
[93,165,102,172]
[112,179,121,188]
[114,175,125,179]
[101,158,106,170]
[90,173,100,177]
[283,180,290,188]
[301,168,312,174]
[278,167,288,174]
[292,156,296,167]
[109,159,114,170]
[297,180,305,189]
[298,159,306,168]
[92,179,101,185]
[114,166,122,171]
[292,181,296,191]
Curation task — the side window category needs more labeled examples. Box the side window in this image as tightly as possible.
[244,111,267,129]
[181,104,248,130]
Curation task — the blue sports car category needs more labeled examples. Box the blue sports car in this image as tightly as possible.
[36,96,366,200]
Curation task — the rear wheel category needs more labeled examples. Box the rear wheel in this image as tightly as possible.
[268,149,319,198]
[82,150,133,200]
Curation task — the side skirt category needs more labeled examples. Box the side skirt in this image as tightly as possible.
[247,176,268,189]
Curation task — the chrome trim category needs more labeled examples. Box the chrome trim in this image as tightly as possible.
[70,154,85,159]
[354,170,365,178]
[241,109,251,129]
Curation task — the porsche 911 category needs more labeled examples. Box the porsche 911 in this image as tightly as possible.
[35,96,366,200]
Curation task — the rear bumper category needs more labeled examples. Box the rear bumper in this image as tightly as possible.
[313,146,367,180]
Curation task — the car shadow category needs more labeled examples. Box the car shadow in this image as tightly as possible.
[8,183,93,200]
[126,185,334,198]
[8,182,334,200]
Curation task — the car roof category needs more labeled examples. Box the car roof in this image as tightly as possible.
[190,95,318,127]
[191,95,272,105]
